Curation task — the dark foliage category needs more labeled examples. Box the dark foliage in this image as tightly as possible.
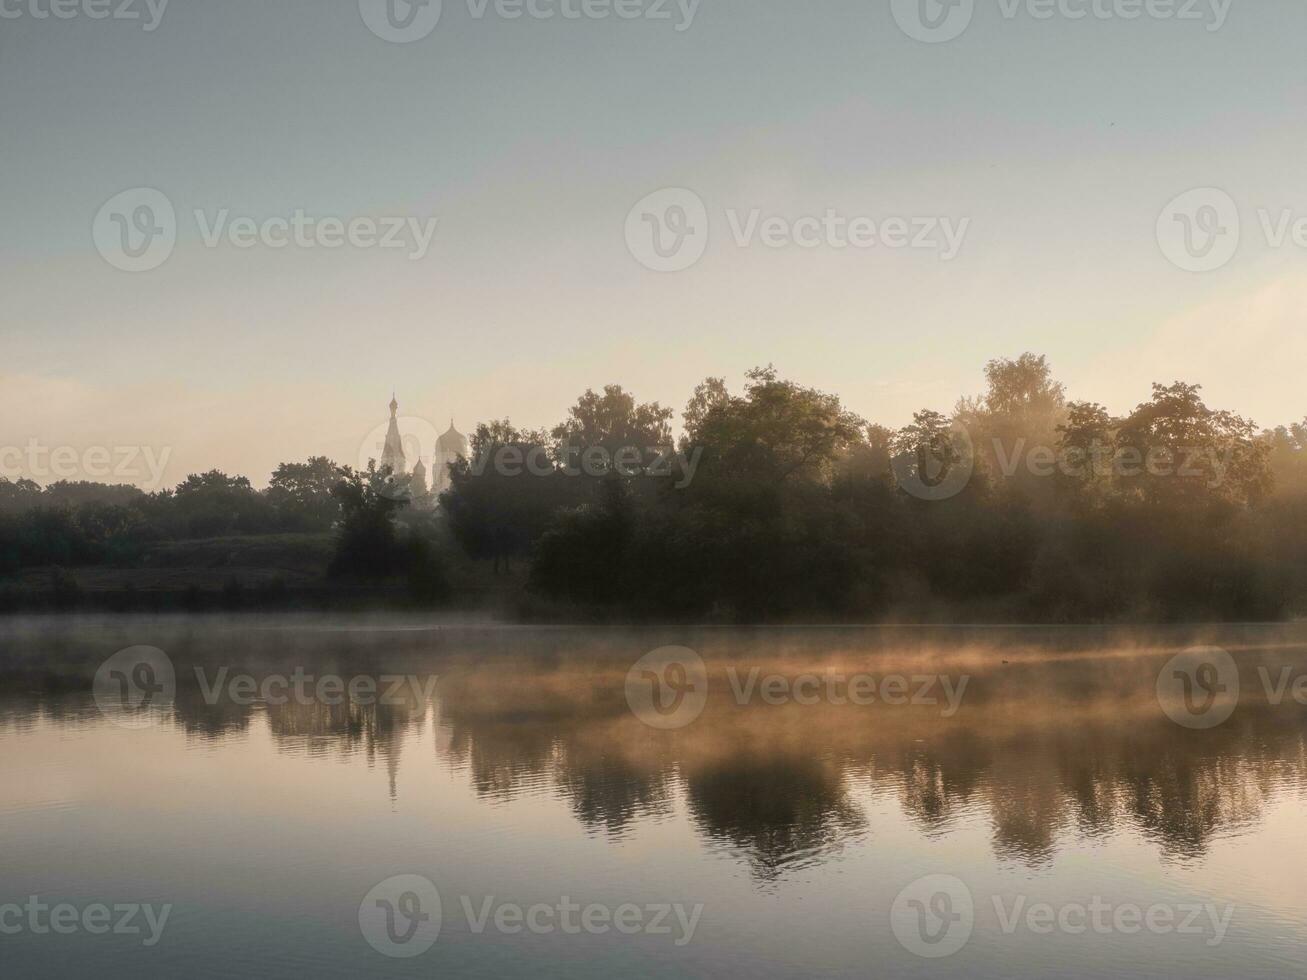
[4,357,1305,622]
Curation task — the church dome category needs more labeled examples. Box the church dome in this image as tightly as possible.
[437,421,468,457]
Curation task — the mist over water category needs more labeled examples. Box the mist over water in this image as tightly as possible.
[3,616,1307,977]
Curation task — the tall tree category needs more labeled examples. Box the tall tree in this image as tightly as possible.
[267,457,349,530]
[441,422,571,574]
[1116,382,1270,508]
[552,385,674,477]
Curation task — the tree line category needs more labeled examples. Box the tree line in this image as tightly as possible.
[3,354,1306,620]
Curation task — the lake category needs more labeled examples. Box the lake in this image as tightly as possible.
[2,616,1307,978]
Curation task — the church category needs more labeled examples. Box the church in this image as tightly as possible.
[377,395,469,501]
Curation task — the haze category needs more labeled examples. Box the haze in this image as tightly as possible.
[3,0,1306,486]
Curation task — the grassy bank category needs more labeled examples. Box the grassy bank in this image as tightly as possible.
[0,533,521,614]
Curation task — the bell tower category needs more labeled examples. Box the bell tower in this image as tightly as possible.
[379,393,407,476]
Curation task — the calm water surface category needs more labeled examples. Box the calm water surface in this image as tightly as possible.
[3,617,1307,978]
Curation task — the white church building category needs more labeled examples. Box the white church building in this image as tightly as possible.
[377,395,470,500]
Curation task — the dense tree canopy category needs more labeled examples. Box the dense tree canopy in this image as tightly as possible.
[3,354,1306,621]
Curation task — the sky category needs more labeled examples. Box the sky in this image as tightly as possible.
[2,0,1306,488]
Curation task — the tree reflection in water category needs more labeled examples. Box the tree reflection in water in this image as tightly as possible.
[3,619,1306,879]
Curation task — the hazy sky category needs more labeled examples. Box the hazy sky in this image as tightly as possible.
[3,0,1306,487]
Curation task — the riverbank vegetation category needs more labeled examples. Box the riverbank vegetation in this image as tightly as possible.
[3,355,1305,621]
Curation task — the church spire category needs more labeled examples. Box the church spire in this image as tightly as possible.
[379,393,406,476]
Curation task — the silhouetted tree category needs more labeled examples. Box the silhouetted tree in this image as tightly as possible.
[267,457,348,530]
[328,463,407,578]
[441,422,572,574]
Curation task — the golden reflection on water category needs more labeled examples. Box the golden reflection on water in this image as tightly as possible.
[4,620,1307,883]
